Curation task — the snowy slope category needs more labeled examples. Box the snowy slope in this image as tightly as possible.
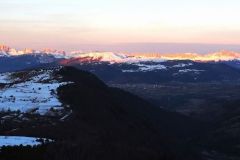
[0,68,70,115]
[0,136,50,147]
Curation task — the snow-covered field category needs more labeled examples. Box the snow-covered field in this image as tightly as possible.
[122,63,167,72]
[172,63,193,68]
[122,63,199,73]
[178,69,205,73]
[0,136,49,147]
[0,69,68,115]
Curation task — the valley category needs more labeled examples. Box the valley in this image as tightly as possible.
[111,82,240,120]
[111,82,240,159]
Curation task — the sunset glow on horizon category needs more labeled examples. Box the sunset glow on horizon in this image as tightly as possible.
[1,0,240,52]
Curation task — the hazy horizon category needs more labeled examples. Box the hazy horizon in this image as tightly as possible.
[1,0,240,52]
[62,43,240,54]
[2,42,240,54]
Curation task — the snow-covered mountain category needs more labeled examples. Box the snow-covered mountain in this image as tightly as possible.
[64,50,240,63]
[0,44,66,58]
[1,44,240,84]
[2,44,240,63]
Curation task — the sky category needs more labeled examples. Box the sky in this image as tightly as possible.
[1,0,240,52]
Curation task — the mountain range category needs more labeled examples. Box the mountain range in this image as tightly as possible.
[0,44,240,159]
[2,44,240,62]
[1,44,240,84]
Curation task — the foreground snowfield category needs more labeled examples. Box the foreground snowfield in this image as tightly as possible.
[0,68,69,115]
[0,136,47,147]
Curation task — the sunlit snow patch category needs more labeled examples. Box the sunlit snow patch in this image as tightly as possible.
[172,63,193,68]
[178,69,205,73]
[122,63,167,72]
